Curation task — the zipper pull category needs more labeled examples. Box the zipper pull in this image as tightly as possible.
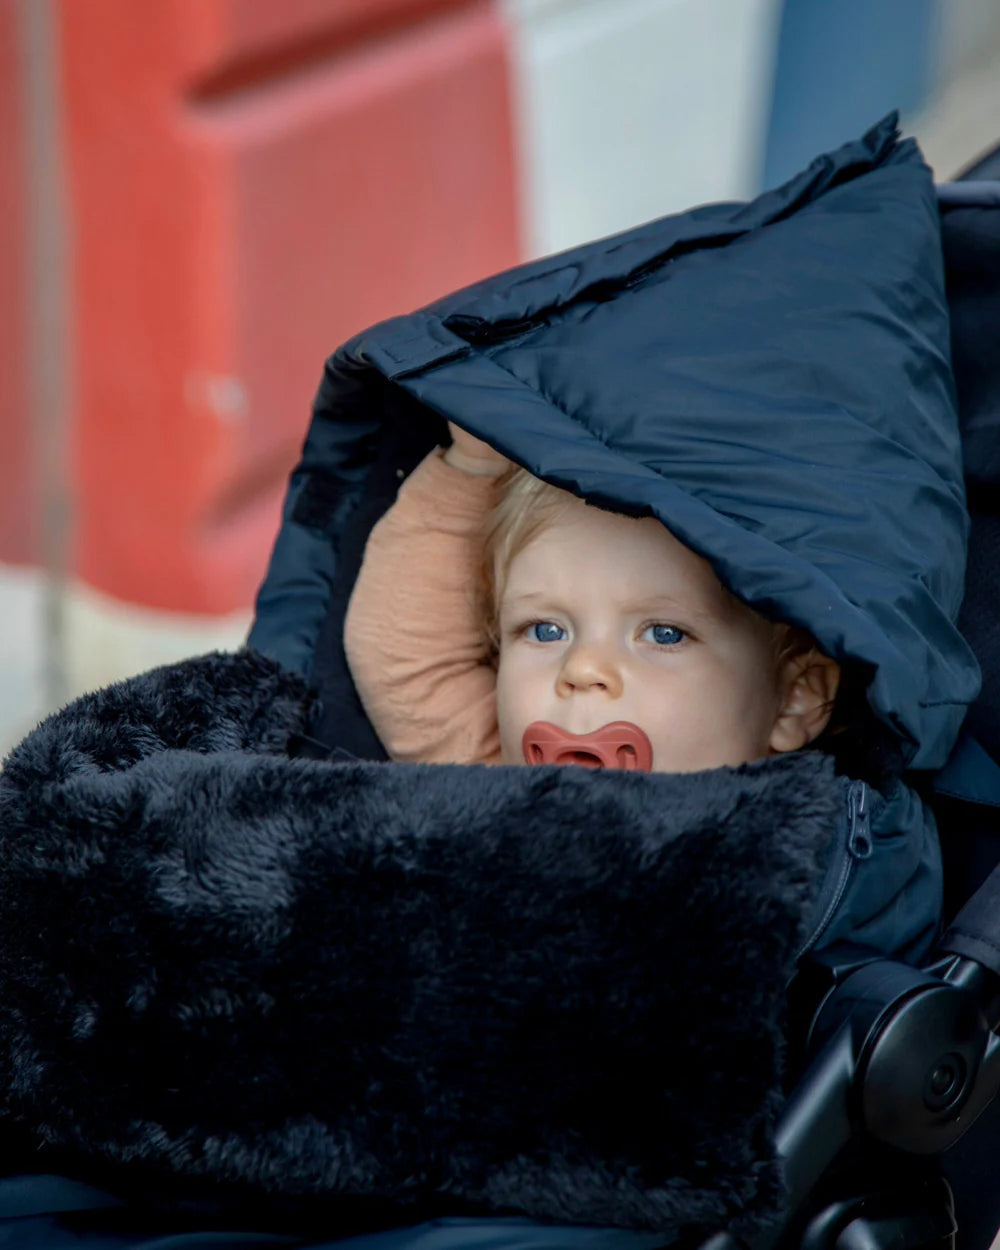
[848,780,872,859]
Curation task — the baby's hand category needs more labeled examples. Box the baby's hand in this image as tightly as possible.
[444,422,510,478]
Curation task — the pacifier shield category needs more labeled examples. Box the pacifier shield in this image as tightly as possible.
[522,721,653,772]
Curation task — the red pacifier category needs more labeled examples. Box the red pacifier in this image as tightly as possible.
[521,721,653,772]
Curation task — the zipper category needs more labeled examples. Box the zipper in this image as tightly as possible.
[797,779,872,960]
[444,313,539,346]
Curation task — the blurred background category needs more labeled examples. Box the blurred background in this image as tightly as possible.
[3,0,1000,754]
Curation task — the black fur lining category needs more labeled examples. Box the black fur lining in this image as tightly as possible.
[0,650,837,1241]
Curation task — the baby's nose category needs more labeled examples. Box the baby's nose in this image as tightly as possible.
[556,644,624,699]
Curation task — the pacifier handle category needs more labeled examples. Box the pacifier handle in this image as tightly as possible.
[522,721,653,772]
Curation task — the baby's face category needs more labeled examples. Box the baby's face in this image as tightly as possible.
[494,500,791,773]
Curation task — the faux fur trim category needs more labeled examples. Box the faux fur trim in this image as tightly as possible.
[0,650,837,1240]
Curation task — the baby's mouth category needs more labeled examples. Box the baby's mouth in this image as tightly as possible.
[521,721,653,772]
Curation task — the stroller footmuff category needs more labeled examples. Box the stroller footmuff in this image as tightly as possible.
[0,649,838,1240]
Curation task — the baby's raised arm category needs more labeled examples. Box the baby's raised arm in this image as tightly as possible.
[344,426,508,765]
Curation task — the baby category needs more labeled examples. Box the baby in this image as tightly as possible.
[345,423,841,775]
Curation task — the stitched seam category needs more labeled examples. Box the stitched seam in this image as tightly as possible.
[947,926,1000,956]
[374,321,465,370]
[477,346,637,455]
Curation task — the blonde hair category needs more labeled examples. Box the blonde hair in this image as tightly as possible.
[479,466,575,651]
[479,464,820,673]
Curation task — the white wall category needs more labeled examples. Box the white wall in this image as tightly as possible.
[907,0,1000,180]
[935,0,1000,86]
[502,0,784,256]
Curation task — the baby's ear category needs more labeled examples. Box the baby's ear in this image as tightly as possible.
[769,649,841,754]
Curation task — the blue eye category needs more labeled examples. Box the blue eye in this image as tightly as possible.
[643,624,686,646]
[530,622,566,643]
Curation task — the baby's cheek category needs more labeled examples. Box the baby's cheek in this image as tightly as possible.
[643,669,772,771]
[494,664,526,765]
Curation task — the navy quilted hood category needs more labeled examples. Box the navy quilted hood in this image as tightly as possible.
[255,114,980,772]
